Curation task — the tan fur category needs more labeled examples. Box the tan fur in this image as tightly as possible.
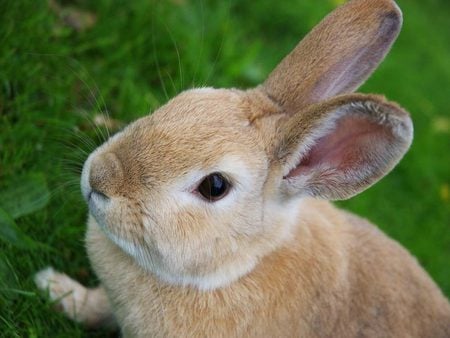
[36,0,450,336]
[84,199,450,337]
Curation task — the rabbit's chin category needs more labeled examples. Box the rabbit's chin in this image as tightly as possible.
[88,215,258,291]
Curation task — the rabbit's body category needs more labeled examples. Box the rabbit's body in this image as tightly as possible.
[35,0,450,336]
[86,199,450,337]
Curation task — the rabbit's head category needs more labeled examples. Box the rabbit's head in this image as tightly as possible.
[81,0,412,290]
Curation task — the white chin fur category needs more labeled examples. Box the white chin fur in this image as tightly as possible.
[105,230,257,291]
[98,195,303,291]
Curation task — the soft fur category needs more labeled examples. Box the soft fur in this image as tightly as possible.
[35,0,450,337]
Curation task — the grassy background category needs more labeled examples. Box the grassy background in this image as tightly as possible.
[1,0,449,336]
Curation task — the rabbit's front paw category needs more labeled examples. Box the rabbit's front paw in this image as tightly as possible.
[35,266,88,322]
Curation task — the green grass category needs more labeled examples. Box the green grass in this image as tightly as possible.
[1,0,449,336]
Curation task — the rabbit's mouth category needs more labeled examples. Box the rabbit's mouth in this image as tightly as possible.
[87,189,109,202]
[80,151,113,232]
[86,189,110,222]
[87,189,110,211]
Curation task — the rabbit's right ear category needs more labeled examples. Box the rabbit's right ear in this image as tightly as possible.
[271,93,413,201]
[262,0,402,112]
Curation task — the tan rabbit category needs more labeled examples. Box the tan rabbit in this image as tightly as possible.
[35,0,450,336]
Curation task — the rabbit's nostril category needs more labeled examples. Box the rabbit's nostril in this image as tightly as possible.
[89,152,123,197]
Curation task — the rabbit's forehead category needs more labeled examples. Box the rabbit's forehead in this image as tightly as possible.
[153,88,251,125]
[109,89,264,184]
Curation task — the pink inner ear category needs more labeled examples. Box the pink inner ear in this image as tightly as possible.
[286,115,389,178]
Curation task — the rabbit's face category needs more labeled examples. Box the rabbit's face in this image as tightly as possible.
[81,88,294,290]
[80,0,410,290]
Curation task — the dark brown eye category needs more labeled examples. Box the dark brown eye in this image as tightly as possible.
[197,173,230,202]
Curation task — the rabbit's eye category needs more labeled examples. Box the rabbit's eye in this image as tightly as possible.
[197,173,230,202]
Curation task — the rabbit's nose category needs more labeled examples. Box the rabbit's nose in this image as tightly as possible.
[89,152,124,197]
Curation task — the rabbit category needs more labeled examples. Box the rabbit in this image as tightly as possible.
[35,0,450,336]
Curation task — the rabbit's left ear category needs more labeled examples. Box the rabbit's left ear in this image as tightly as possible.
[274,94,413,200]
[262,0,402,113]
